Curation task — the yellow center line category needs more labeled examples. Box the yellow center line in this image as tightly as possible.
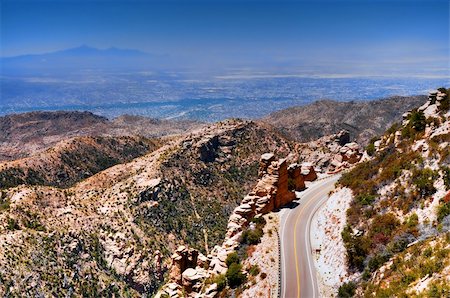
[292,186,328,298]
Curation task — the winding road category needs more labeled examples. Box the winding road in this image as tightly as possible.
[280,175,341,298]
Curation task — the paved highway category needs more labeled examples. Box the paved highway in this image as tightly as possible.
[280,175,341,298]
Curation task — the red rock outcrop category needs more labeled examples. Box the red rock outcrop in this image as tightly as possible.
[169,245,200,284]
[287,163,306,191]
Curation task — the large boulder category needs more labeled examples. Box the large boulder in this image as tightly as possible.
[287,163,306,191]
[169,246,200,284]
[301,163,318,181]
[182,268,207,294]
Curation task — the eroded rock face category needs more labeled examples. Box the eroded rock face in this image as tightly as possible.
[197,135,220,162]
[169,245,200,284]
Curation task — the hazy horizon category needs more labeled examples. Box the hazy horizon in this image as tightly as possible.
[2,0,449,78]
[1,0,449,121]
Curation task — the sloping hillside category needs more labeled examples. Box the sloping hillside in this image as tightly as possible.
[0,111,202,161]
[0,136,161,188]
[0,119,294,296]
[263,95,426,145]
[337,88,450,297]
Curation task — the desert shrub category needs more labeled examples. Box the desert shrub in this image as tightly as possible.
[408,109,426,132]
[248,264,260,276]
[356,193,377,206]
[342,225,369,270]
[22,211,46,231]
[0,196,10,212]
[369,213,399,239]
[225,252,240,266]
[442,166,450,190]
[405,213,419,229]
[7,217,20,231]
[260,272,267,279]
[340,147,420,197]
[365,137,378,156]
[368,253,390,272]
[437,201,450,222]
[386,122,400,135]
[338,282,356,298]
[437,87,449,112]
[339,161,378,196]
[213,274,227,291]
[226,263,246,288]
[423,247,433,257]
[412,168,438,197]
[250,216,266,226]
[241,228,263,245]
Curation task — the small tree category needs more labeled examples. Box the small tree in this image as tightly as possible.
[225,252,240,267]
[226,263,246,288]
[338,281,356,297]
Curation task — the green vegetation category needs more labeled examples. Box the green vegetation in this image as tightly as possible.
[362,234,450,297]
[437,87,449,112]
[225,252,240,267]
[341,225,368,270]
[0,195,10,212]
[225,263,247,288]
[342,212,408,272]
[355,193,377,206]
[240,216,266,246]
[411,168,438,198]
[338,281,356,298]
[248,264,260,276]
[401,109,426,139]
[365,137,379,156]
[21,210,46,231]
[340,147,420,198]
[212,274,227,291]
[241,228,264,245]
[442,166,450,190]
[6,217,20,230]
[437,201,450,222]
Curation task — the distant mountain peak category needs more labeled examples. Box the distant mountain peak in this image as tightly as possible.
[56,45,148,56]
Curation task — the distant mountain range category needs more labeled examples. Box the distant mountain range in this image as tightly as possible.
[262,95,428,145]
[1,45,168,73]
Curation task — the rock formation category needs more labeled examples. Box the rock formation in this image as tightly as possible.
[158,153,318,297]
[296,130,363,174]
[168,245,201,284]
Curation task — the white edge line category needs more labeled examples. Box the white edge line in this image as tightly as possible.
[306,176,340,298]
[280,175,338,298]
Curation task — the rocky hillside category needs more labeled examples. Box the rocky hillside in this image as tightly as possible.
[0,136,161,188]
[0,119,296,297]
[262,95,427,145]
[0,111,202,161]
[336,88,450,297]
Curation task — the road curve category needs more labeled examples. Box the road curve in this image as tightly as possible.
[280,175,341,298]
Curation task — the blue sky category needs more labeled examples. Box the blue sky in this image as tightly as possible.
[1,0,449,77]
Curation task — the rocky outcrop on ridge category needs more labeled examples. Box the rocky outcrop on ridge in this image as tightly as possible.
[296,130,363,174]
